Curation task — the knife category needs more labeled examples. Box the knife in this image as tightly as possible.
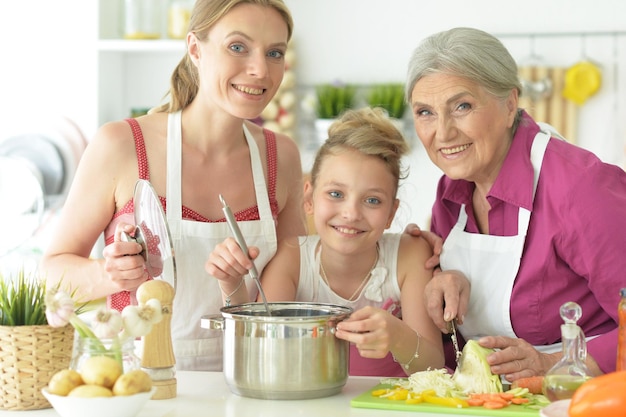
[449,319,462,365]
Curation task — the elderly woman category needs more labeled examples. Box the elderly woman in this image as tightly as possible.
[406,27,625,381]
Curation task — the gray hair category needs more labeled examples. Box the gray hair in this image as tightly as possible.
[405,27,522,103]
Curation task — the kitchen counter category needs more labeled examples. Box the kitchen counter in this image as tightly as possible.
[2,371,472,417]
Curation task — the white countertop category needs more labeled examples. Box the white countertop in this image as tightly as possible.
[3,371,472,417]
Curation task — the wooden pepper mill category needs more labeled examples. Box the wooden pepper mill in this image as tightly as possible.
[137,279,176,399]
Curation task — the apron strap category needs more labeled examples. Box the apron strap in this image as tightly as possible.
[243,124,272,221]
[166,111,183,239]
[518,129,551,238]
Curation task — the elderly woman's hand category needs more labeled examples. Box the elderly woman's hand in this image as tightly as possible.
[478,335,559,381]
[479,335,604,381]
[403,223,442,268]
[424,269,470,331]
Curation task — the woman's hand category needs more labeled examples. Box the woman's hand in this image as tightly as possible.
[403,223,442,268]
[102,223,149,291]
[424,269,470,331]
[205,237,259,293]
[478,335,559,381]
[479,335,603,381]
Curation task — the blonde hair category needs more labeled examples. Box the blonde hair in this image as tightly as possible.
[310,107,409,198]
[153,0,294,113]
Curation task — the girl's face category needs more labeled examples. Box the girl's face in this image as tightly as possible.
[410,73,518,188]
[305,149,399,256]
[188,4,289,120]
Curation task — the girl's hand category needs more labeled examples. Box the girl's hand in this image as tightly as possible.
[102,222,149,291]
[334,306,399,358]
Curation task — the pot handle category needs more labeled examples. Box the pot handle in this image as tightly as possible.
[328,312,352,334]
[200,314,224,331]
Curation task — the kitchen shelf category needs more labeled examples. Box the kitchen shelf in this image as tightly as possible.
[98,39,186,52]
[97,0,187,126]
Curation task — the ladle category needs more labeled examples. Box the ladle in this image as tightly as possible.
[219,194,272,316]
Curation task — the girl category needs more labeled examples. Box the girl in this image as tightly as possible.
[208,107,444,376]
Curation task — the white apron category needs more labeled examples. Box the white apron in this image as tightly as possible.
[440,129,563,353]
[165,111,277,370]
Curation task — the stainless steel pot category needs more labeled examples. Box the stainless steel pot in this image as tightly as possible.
[200,302,352,400]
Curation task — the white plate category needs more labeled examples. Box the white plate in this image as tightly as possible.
[42,387,155,417]
[540,399,571,417]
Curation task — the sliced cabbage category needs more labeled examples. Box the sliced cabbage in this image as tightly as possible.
[452,339,502,394]
[382,368,464,398]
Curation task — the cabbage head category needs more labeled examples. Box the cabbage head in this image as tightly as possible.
[452,339,502,394]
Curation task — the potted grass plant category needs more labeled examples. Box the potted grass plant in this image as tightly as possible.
[313,82,357,145]
[367,83,407,131]
[0,270,74,410]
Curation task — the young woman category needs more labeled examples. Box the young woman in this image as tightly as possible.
[40,0,305,371]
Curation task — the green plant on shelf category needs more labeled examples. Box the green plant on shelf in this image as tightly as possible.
[315,83,357,119]
[367,83,406,119]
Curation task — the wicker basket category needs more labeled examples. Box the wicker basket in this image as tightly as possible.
[0,324,74,410]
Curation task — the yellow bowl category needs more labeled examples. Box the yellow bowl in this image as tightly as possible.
[41,387,155,417]
[562,61,602,105]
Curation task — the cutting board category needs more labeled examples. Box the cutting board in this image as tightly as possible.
[351,383,541,417]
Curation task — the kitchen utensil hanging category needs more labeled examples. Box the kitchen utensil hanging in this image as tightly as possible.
[562,35,603,105]
[518,36,553,106]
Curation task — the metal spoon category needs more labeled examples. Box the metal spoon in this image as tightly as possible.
[219,194,272,316]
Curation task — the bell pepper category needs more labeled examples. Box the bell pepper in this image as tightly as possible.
[568,370,626,417]
[422,390,469,408]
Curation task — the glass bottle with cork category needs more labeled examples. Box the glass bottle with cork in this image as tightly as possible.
[542,301,593,402]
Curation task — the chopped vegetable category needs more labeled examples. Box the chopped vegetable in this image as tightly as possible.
[511,376,544,394]
[422,390,468,408]
[452,340,503,394]
[381,368,462,398]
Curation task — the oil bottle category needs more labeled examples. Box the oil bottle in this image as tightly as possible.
[542,301,593,402]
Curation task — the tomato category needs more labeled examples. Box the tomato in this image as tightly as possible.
[568,371,626,417]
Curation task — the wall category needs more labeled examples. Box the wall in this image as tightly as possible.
[284,0,626,229]
[0,0,624,231]
[0,0,98,139]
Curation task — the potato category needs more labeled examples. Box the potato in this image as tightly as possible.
[47,369,84,396]
[68,384,113,398]
[80,356,123,389]
[112,369,153,396]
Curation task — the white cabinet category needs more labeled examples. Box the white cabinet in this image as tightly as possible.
[97,0,187,126]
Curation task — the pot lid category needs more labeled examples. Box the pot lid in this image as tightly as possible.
[123,179,177,291]
[562,61,602,105]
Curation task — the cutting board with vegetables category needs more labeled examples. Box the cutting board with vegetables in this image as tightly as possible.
[351,383,541,417]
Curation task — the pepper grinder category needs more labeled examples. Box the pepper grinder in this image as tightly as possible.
[137,279,177,399]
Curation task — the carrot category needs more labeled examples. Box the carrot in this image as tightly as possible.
[511,376,544,394]
[498,392,515,401]
[483,401,507,409]
[511,397,530,405]
[467,398,485,406]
